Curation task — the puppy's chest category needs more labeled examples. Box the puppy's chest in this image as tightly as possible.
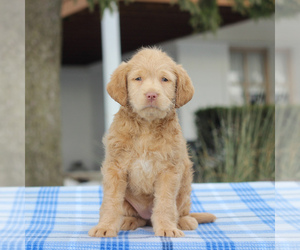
[128,157,161,195]
[133,131,174,153]
[126,132,178,194]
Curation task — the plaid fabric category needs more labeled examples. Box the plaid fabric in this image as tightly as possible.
[0,182,299,250]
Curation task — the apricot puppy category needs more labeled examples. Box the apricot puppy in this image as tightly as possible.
[89,47,216,238]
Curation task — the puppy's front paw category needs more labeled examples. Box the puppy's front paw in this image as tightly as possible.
[88,225,118,237]
[155,228,185,237]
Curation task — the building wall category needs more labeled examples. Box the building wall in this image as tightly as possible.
[89,63,106,167]
[276,13,300,103]
[177,42,230,141]
[60,67,105,171]
[294,48,300,102]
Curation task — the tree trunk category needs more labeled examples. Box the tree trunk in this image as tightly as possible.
[25,0,63,186]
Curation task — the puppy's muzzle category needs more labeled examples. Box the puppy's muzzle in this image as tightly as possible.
[146,92,158,104]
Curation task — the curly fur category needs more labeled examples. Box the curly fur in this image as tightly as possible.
[89,48,216,238]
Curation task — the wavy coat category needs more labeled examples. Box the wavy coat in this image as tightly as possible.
[89,48,216,238]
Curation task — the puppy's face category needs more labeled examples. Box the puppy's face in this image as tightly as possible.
[127,50,176,120]
[107,48,194,121]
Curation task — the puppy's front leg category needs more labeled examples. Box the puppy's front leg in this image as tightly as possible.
[152,170,185,237]
[89,165,127,237]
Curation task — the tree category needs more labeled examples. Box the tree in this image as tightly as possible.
[88,0,275,32]
[26,0,63,186]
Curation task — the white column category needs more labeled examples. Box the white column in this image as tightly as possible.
[101,3,121,131]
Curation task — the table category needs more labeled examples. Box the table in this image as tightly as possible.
[0,182,299,249]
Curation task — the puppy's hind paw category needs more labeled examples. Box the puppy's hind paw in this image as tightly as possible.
[121,216,147,231]
[190,212,217,224]
[178,216,198,230]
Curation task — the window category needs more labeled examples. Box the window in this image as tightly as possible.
[228,48,270,105]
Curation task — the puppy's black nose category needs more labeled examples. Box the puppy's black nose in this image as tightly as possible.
[146,92,158,101]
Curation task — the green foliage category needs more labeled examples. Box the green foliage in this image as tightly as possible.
[275,106,300,181]
[190,106,275,183]
[85,0,133,17]
[86,0,118,17]
[84,0,275,32]
[177,0,221,32]
[276,0,300,18]
[232,0,275,19]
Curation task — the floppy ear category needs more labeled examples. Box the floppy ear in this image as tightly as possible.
[175,64,194,108]
[106,62,129,106]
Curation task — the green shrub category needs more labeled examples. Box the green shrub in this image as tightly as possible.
[275,106,300,181]
[190,106,275,183]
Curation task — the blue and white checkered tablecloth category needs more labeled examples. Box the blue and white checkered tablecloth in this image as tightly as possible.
[0,182,299,250]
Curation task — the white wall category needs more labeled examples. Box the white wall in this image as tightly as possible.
[294,48,300,103]
[177,42,230,140]
[89,63,106,166]
[60,66,105,171]
[276,13,300,103]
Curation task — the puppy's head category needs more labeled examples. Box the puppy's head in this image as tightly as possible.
[107,48,194,121]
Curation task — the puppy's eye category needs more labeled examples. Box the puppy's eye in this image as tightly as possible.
[135,77,142,81]
[162,77,169,82]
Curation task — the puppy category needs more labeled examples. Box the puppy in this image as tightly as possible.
[89,47,216,238]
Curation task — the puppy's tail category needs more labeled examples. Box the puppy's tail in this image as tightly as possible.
[190,212,217,224]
